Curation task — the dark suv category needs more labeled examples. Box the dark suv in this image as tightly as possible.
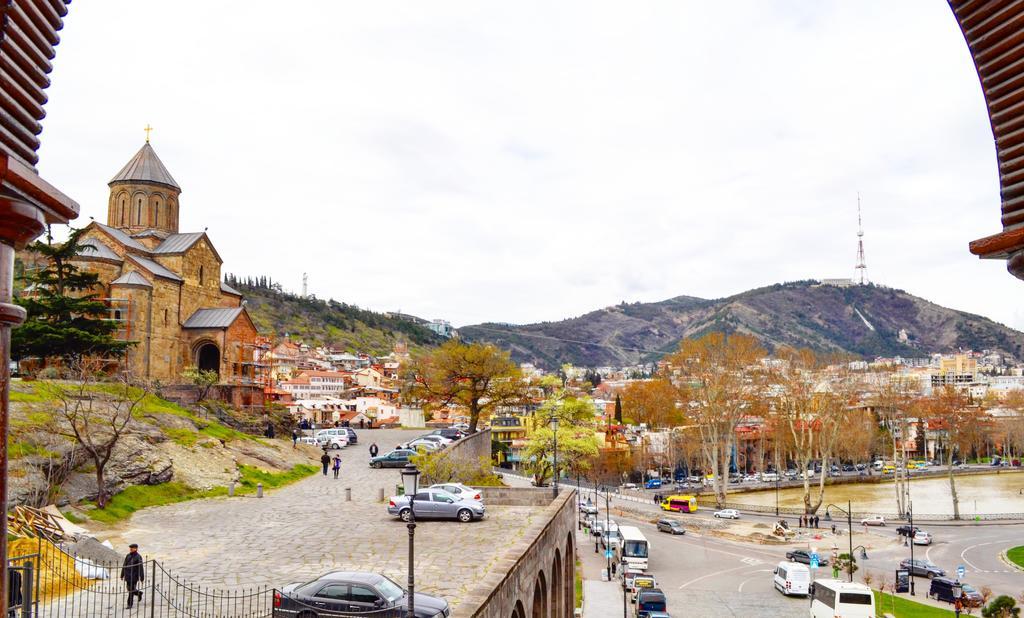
[900,558,945,579]
[896,525,921,538]
[634,589,667,618]
[928,577,983,607]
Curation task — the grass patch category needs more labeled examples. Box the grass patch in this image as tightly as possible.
[575,558,583,608]
[60,510,85,525]
[85,482,224,524]
[86,464,318,522]
[7,439,58,459]
[1008,545,1024,569]
[9,386,48,403]
[164,428,198,448]
[873,590,955,617]
[236,464,318,493]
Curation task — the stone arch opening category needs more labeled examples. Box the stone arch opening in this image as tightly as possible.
[531,570,547,618]
[551,550,562,618]
[513,600,526,618]
[195,342,220,375]
[565,532,574,613]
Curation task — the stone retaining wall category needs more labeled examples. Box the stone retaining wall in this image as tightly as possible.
[475,487,553,507]
[446,428,492,466]
[458,489,577,618]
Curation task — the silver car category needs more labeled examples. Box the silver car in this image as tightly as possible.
[387,489,485,523]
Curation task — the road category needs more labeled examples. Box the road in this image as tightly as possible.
[512,474,1023,615]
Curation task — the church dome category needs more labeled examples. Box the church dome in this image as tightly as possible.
[109,142,180,191]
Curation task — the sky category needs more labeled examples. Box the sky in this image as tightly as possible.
[36,1,1024,330]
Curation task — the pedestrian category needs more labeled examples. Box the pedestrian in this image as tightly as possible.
[291,430,298,449]
[369,443,379,458]
[121,543,144,609]
[831,523,837,535]
[359,418,365,429]
[332,455,341,479]
[320,452,330,476]
[814,515,819,528]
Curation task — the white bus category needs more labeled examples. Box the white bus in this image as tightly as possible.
[615,526,649,571]
[808,580,875,618]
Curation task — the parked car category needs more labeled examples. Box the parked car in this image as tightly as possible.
[656,519,686,535]
[644,478,662,489]
[418,435,452,448]
[622,483,638,490]
[387,489,485,522]
[315,428,350,449]
[899,558,945,579]
[860,515,886,526]
[896,525,920,537]
[402,439,443,453]
[579,500,599,515]
[428,483,482,502]
[841,464,855,472]
[628,574,657,603]
[429,428,465,441]
[601,529,622,551]
[298,436,319,446]
[369,449,417,468]
[342,427,358,444]
[928,577,983,607]
[634,589,667,618]
[761,472,779,482]
[591,519,607,538]
[451,423,470,432]
[912,531,933,545]
[785,549,828,566]
[714,509,741,519]
[273,571,449,618]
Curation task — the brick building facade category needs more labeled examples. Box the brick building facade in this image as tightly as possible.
[70,140,259,383]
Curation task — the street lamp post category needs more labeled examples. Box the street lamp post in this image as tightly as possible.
[550,415,560,499]
[577,472,582,530]
[824,501,855,582]
[908,501,915,596]
[401,464,421,618]
[774,475,780,517]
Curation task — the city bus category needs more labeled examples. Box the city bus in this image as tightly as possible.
[615,525,650,571]
[659,494,698,513]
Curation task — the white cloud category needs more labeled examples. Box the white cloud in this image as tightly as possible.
[35,0,1023,330]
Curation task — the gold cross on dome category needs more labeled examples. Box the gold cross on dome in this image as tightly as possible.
[144,124,153,143]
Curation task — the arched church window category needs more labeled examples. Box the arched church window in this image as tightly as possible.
[164,308,169,326]
[154,203,159,227]
[199,265,204,285]
[120,200,126,225]
[137,199,142,225]
[114,310,122,321]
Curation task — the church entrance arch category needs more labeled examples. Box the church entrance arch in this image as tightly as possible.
[195,342,220,375]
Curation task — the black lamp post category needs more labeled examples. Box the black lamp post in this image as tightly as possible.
[401,463,421,618]
[774,474,780,517]
[908,501,915,596]
[550,415,560,499]
[823,501,854,582]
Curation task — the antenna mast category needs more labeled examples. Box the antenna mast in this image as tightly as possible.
[302,272,308,298]
[855,193,868,285]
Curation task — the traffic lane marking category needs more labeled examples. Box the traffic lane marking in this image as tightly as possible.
[737,569,774,593]
[679,564,754,589]
[628,520,784,562]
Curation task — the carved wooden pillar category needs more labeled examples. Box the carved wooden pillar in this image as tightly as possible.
[0,1,78,611]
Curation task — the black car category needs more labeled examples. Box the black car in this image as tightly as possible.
[656,519,686,535]
[784,549,828,566]
[343,427,358,444]
[841,464,855,472]
[430,428,465,441]
[275,571,449,618]
[900,558,945,579]
[634,588,667,618]
[928,577,983,607]
[896,525,921,538]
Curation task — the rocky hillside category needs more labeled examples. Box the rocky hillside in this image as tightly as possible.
[229,277,445,355]
[461,281,1024,367]
[7,380,318,517]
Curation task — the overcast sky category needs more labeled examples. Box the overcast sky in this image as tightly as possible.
[36,1,1024,330]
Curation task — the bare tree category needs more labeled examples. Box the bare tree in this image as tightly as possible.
[925,386,985,520]
[665,332,765,508]
[871,375,918,518]
[42,363,147,508]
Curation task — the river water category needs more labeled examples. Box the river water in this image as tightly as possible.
[731,472,1024,516]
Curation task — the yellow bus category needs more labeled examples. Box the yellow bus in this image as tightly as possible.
[660,495,698,513]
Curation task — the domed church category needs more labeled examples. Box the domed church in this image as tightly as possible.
[72,138,260,386]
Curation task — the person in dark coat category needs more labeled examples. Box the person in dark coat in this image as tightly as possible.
[320,452,331,476]
[291,430,298,449]
[332,455,342,479]
[369,443,379,458]
[121,543,144,608]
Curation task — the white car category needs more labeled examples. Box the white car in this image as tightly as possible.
[315,428,350,449]
[860,515,886,526]
[912,531,933,545]
[402,439,443,452]
[297,436,319,446]
[429,482,483,503]
[418,435,452,448]
[714,509,741,519]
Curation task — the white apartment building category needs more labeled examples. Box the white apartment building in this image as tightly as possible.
[279,370,350,399]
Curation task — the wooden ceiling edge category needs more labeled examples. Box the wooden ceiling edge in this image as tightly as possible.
[969,226,1024,257]
[0,151,77,223]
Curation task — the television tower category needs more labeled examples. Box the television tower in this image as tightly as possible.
[855,193,868,285]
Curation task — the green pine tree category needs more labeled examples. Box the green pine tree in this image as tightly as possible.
[614,394,623,424]
[13,227,130,364]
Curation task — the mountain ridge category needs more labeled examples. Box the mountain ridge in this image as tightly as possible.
[460,280,1024,368]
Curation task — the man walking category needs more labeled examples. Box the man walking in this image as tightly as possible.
[369,443,379,458]
[121,543,144,609]
[291,429,298,449]
[320,451,331,476]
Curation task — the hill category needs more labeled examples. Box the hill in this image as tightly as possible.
[460,281,1024,367]
[228,277,445,355]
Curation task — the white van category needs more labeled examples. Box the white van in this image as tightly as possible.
[773,561,809,596]
[809,580,875,618]
[314,428,350,448]
[873,460,885,471]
